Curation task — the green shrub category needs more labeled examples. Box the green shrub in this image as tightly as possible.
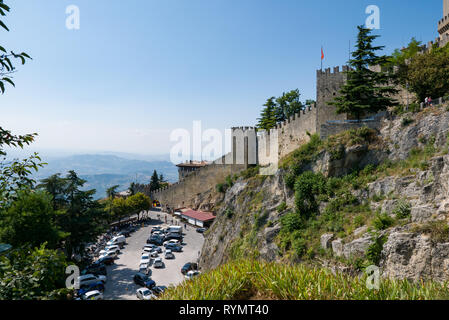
[393,200,412,219]
[224,208,234,219]
[277,201,287,213]
[216,183,226,193]
[372,213,395,230]
[413,221,449,243]
[366,235,387,265]
[280,212,303,233]
[294,171,327,218]
[402,117,414,127]
[254,211,269,230]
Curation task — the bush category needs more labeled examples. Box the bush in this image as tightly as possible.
[280,212,303,233]
[216,183,226,193]
[402,117,414,127]
[277,202,287,213]
[373,213,395,231]
[294,171,327,218]
[393,200,411,219]
[366,235,387,265]
[224,208,234,219]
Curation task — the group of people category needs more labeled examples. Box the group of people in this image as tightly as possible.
[424,96,433,107]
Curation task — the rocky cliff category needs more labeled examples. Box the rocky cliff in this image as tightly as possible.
[199,106,449,282]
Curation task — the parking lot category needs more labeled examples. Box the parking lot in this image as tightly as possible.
[103,210,205,300]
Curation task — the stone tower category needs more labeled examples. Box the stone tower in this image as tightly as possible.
[439,0,449,45]
[315,66,349,131]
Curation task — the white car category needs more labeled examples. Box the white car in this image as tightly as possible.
[99,250,117,259]
[185,270,201,280]
[136,288,156,300]
[139,263,150,275]
[165,249,175,259]
[140,254,150,265]
[150,250,159,258]
[163,240,180,247]
[78,274,107,287]
[153,257,164,268]
[83,290,103,300]
[143,247,153,253]
[99,245,120,255]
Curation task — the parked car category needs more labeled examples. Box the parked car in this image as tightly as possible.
[164,233,183,241]
[99,250,117,260]
[150,250,159,258]
[99,245,120,255]
[77,281,105,296]
[151,227,162,234]
[136,288,156,300]
[116,230,130,237]
[78,274,107,288]
[96,256,114,265]
[163,239,180,247]
[139,263,151,275]
[82,263,107,276]
[107,235,126,248]
[140,254,150,265]
[185,270,201,280]
[147,235,163,246]
[181,262,198,275]
[196,228,207,233]
[133,273,156,288]
[82,290,104,300]
[151,285,167,296]
[165,249,175,259]
[153,258,164,268]
[165,243,182,252]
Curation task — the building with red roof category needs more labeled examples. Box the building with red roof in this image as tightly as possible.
[180,209,216,228]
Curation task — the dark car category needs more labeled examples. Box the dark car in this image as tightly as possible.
[77,281,105,295]
[133,273,156,289]
[96,256,115,265]
[147,235,164,246]
[151,227,162,234]
[81,263,107,276]
[151,285,167,296]
[181,262,198,275]
[166,243,183,252]
[196,228,207,233]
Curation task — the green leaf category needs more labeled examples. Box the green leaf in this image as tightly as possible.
[2,77,15,87]
[0,19,9,31]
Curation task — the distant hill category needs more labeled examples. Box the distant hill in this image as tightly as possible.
[33,154,178,199]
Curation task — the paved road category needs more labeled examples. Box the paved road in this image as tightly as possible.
[103,211,204,300]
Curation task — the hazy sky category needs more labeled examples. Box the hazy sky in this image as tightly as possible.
[1,0,443,156]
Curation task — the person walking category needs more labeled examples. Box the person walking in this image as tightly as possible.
[429,96,433,107]
[425,96,429,107]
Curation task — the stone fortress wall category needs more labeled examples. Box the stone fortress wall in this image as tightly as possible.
[151,1,449,210]
[151,66,352,209]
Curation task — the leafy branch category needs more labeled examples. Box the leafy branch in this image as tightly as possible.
[0,1,32,94]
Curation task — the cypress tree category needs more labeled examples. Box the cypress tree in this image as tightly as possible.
[257,97,278,131]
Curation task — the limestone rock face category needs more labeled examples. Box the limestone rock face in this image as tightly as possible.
[342,236,373,260]
[198,110,449,282]
[320,233,334,250]
[381,232,449,282]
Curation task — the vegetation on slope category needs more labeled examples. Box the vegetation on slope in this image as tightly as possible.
[161,259,449,300]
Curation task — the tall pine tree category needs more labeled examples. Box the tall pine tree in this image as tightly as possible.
[257,97,277,131]
[329,25,398,120]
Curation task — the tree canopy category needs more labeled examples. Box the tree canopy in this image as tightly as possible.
[328,25,398,119]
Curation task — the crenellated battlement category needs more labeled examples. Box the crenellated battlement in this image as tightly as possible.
[316,65,350,77]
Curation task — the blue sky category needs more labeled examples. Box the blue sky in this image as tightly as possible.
[1,0,444,156]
